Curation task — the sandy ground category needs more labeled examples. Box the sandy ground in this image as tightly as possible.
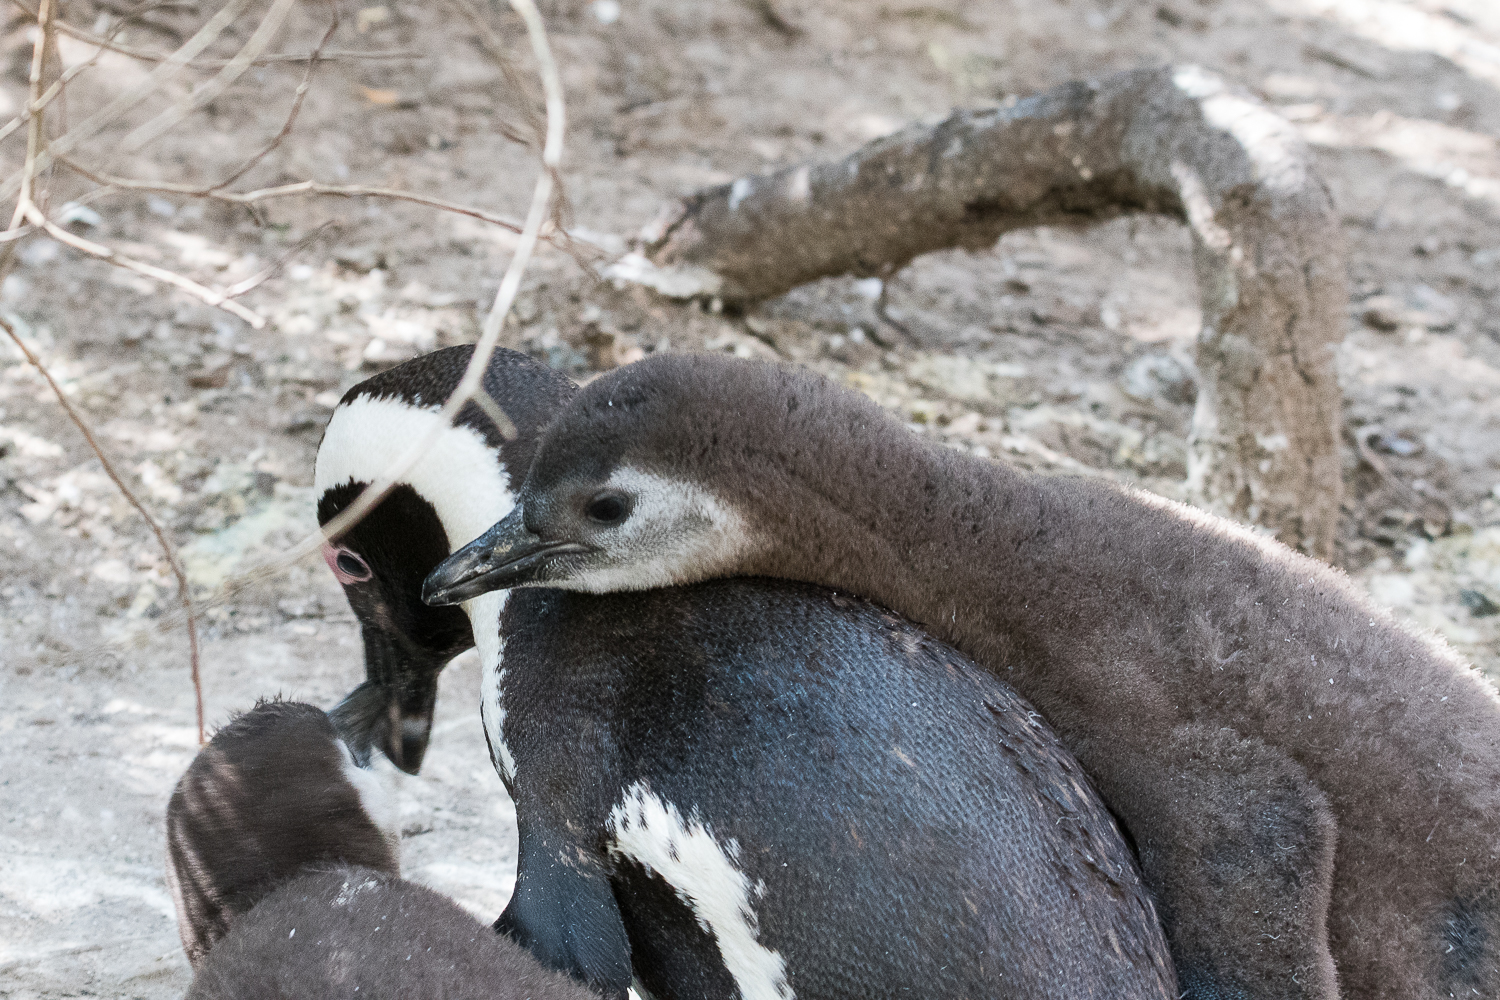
[2,0,1499,995]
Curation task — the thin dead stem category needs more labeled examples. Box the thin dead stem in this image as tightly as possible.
[12,0,54,231]
[0,22,97,148]
[0,0,266,325]
[7,0,420,67]
[59,163,528,236]
[222,219,338,298]
[440,0,542,147]
[25,207,266,325]
[318,0,564,545]
[0,0,256,203]
[0,316,204,745]
[208,0,338,192]
[121,0,298,153]
[148,0,564,636]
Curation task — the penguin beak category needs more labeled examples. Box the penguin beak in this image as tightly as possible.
[422,507,588,606]
[329,678,437,776]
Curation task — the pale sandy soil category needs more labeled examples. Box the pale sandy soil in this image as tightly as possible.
[2,0,1498,995]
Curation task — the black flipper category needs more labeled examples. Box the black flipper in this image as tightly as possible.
[496,826,632,1000]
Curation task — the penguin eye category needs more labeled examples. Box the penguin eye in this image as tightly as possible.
[584,491,631,525]
[323,544,373,584]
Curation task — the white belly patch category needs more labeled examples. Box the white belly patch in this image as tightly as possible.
[606,782,793,1000]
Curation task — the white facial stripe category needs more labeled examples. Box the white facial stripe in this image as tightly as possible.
[338,738,400,863]
[317,394,521,781]
[315,394,514,551]
[570,467,752,594]
[607,783,793,1000]
[471,590,516,782]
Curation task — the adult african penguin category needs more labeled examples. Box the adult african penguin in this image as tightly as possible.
[316,346,1179,1000]
[426,351,1500,1000]
[166,700,598,1000]
[315,347,575,775]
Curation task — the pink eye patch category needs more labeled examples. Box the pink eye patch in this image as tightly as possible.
[323,543,373,584]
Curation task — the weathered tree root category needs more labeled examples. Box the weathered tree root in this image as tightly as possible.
[612,66,1347,559]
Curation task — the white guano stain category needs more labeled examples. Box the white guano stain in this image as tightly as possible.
[607,783,793,1000]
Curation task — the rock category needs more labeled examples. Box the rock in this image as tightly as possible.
[1122,353,1196,406]
[188,355,234,389]
[336,246,387,273]
[1373,433,1421,457]
[1459,589,1499,618]
[1360,286,1458,332]
[1360,295,1404,331]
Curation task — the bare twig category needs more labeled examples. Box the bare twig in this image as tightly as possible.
[0,20,113,149]
[319,0,563,545]
[26,206,266,326]
[121,0,298,153]
[58,163,528,236]
[222,219,338,298]
[208,0,338,191]
[7,0,420,67]
[0,0,256,204]
[440,0,542,147]
[0,316,204,744]
[147,0,565,635]
[11,0,55,231]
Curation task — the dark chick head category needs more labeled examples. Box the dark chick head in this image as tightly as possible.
[315,346,574,773]
[166,701,398,967]
[424,354,847,605]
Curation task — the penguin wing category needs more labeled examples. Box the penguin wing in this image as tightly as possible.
[497,826,633,1000]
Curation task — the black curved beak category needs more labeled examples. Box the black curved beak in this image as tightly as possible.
[329,679,437,776]
[422,507,588,607]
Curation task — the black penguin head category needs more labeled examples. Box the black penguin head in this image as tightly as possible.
[166,700,399,967]
[424,354,768,605]
[315,346,575,774]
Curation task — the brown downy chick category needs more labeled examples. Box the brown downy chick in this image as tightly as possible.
[427,352,1500,1000]
[166,700,598,1000]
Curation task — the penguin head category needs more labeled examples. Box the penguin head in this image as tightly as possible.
[315,346,575,773]
[165,700,399,967]
[424,354,763,605]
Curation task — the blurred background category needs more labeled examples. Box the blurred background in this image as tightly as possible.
[1,0,1497,995]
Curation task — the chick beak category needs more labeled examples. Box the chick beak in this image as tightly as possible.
[422,507,587,606]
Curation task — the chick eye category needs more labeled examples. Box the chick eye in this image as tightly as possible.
[323,543,373,584]
[584,491,631,525]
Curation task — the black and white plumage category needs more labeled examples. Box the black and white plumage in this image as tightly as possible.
[166,700,598,1000]
[316,347,1177,1000]
[425,352,1500,1000]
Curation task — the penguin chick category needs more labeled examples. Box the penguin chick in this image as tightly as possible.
[166,700,598,1000]
[426,352,1500,1000]
[318,348,1178,1000]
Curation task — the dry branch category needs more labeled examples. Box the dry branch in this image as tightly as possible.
[619,65,1348,558]
[0,0,255,203]
[148,0,563,635]
[1,316,204,744]
[26,208,266,325]
[60,163,529,236]
[121,0,298,153]
[7,0,420,67]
